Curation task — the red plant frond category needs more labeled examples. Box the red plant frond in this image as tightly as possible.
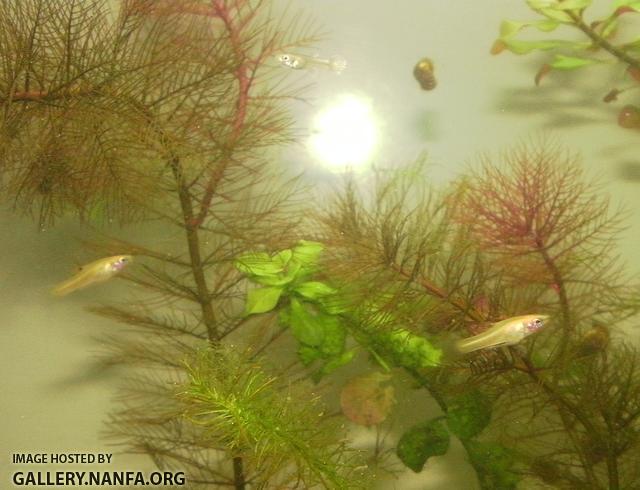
[453,141,620,267]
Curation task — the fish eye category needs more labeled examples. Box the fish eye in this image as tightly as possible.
[535,318,543,325]
[281,55,289,61]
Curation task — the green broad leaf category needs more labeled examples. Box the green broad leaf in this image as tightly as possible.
[502,39,586,55]
[499,19,559,39]
[252,272,296,287]
[294,281,337,300]
[289,299,325,347]
[446,391,492,440]
[388,329,443,368]
[252,260,302,287]
[291,240,324,265]
[234,252,284,276]
[298,345,323,365]
[549,54,600,69]
[318,349,355,376]
[396,418,450,473]
[318,318,347,356]
[245,286,283,315]
[273,249,292,267]
[467,441,520,490]
[526,1,573,21]
[526,0,591,11]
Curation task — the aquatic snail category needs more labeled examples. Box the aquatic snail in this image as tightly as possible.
[413,57,436,91]
[618,104,640,129]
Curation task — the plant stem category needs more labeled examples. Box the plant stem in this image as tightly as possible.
[567,10,640,70]
[535,238,572,361]
[607,451,620,490]
[169,156,218,340]
[193,0,252,227]
[232,457,246,490]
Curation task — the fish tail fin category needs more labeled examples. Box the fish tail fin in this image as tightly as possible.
[329,55,347,73]
[454,337,481,355]
[52,280,76,297]
[51,274,92,297]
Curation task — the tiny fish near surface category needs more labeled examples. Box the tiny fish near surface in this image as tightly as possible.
[275,53,347,73]
[52,255,133,296]
[455,314,549,354]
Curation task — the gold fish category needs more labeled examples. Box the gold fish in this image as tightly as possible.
[413,57,437,91]
[455,314,549,354]
[275,53,347,73]
[52,255,133,296]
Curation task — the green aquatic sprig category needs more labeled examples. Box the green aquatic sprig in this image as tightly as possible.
[180,346,369,488]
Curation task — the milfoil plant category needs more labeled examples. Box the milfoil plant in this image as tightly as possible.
[0,0,370,488]
[236,142,640,489]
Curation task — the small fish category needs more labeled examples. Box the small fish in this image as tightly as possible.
[52,255,133,296]
[413,57,437,91]
[276,53,347,73]
[455,314,549,354]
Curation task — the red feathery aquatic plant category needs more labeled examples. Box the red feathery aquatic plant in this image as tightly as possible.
[453,141,626,334]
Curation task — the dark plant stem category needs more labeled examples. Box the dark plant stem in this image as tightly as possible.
[169,156,218,340]
[567,10,640,70]
[232,457,246,490]
[534,237,572,359]
[607,451,620,490]
[193,0,252,227]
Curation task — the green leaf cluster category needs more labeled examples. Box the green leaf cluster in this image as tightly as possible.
[396,389,495,475]
[467,441,520,490]
[493,0,620,73]
[235,240,329,315]
[235,241,353,378]
[396,418,449,473]
[378,328,443,370]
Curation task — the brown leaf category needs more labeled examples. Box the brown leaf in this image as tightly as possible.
[618,105,640,129]
[340,372,395,427]
[627,66,640,83]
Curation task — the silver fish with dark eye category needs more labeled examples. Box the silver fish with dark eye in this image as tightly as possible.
[52,255,134,296]
[275,53,347,73]
[455,314,550,354]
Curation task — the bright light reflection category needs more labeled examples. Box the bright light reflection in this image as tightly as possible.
[309,95,377,172]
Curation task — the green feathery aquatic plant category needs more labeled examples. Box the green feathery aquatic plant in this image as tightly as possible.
[493,0,640,129]
[0,0,374,487]
[180,346,369,488]
[236,141,640,489]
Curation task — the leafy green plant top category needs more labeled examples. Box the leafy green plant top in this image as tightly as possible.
[493,0,640,125]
